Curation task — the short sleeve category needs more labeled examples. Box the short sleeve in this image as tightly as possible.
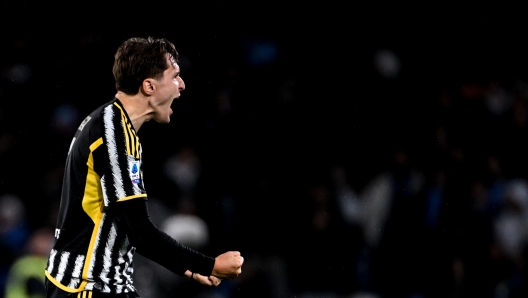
[100,102,147,204]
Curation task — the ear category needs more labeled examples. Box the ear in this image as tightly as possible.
[141,79,156,95]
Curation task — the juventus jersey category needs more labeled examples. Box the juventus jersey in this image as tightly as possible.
[45,98,146,294]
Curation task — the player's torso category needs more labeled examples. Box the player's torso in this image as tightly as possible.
[46,99,141,294]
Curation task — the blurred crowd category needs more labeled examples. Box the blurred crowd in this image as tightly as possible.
[2,31,528,298]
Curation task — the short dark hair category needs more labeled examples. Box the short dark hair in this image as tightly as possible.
[112,37,179,95]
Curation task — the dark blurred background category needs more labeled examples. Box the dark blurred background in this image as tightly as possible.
[2,2,528,298]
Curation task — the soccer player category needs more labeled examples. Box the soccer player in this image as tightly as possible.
[44,37,244,298]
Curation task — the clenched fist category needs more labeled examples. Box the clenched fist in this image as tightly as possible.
[212,251,244,279]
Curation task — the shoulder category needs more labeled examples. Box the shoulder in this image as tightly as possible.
[70,99,121,145]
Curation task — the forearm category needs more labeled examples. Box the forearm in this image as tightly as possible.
[116,199,215,276]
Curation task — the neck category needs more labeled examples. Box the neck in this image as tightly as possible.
[115,91,151,131]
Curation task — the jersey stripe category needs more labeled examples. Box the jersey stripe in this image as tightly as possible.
[57,251,70,282]
[103,105,126,200]
[121,113,132,155]
[76,290,92,298]
[100,177,110,207]
[68,255,84,288]
[123,122,136,157]
[48,249,57,273]
[100,223,117,285]
[133,129,140,159]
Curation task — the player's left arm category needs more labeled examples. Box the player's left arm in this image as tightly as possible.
[114,198,216,277]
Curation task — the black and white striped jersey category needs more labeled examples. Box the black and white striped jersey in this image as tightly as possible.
[45,98,147,294]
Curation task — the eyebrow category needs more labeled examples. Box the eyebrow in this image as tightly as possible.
[172,58,181,69]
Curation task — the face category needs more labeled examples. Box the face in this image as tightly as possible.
[149,55,185,123]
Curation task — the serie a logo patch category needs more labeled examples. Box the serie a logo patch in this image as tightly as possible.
[128,157,141,184]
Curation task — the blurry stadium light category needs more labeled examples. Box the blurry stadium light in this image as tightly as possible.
[373,49,400,78]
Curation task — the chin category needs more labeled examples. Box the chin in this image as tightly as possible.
[154,116,171,124]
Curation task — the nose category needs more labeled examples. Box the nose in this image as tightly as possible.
[179,77,185,91]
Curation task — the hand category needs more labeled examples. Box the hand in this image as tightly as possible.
[192,272,221,286]
[212,251,244,279]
